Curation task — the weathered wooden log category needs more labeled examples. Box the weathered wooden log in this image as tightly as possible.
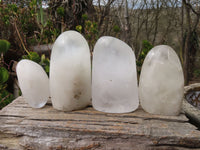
[182,83,200,129]
[0,96,200,150]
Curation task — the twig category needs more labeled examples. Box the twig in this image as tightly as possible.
[13,21,30,55]
[0,93,12,104]
[183,0,200,16]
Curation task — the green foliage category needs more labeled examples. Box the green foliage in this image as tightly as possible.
[0,3,39,46]
[76,14,99,50]
[0,40,14,109]
[32,19,60,45]
[137,40,153,75]
[0,67,9,84]
[76,25,82,33]
[1,4,18,25]
[0,40,11,53]
[0,2,59,47]
[40,54,50,75]
[82,14,88,20]
[37,0,44,26]
[48,1,89,33]
[8,4,18,13]
[142,40,154,53]
[32,1,58,44]
[113,25,120,33]
[193,69,200,78]
[0,89,14,109]
[57,7,65,17]
[85,20,99,48]
[22,52,40,63]
[2,14,10,25]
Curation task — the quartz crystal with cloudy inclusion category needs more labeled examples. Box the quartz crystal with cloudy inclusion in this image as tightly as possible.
[50,30,91,111]
[139,45,184,116]
[16,59,49,108]
[92,36,139,113]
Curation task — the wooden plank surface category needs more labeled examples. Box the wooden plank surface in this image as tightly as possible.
[0,97,200,150]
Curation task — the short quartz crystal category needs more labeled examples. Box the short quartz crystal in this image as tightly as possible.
[92,36,139,113]
[16,59,49,108]
[50,30,91,111]
[139,45,184,115]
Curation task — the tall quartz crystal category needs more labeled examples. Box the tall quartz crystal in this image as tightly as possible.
[16,59,49,108]
[50,30,91,111]
[139,45,184,116]
[92,36,139,113]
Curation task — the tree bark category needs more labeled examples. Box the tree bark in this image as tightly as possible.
[123,0,131,46]
[183,0,192,85]
[182,0,200,85]
[152,0,160,45]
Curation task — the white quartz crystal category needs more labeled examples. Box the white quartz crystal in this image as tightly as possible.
[92,36,139,113]
[16,59,49,108]
[139,45,184,116]
[50,30,91,111]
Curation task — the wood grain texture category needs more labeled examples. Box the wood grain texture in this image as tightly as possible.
[183,83,200,129]
[0,97,200,150]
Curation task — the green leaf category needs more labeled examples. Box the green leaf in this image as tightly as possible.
[8,4,18,13]
[44,65,49,74]
[86,20,92,27]
[0,89,13,109]
[113,25,120,33]
[43,58,50,65]
[2,15,10,25]
[93,22,97,28]
[22,55,29,60]
[41,54,45,63]
[30,52,40,63]
[22,52,40,63]
[0,40,10,53]
[82,14,88,20]
[57,7,65,17]
[0,67,9,84]
[76,25,82,33]
[142,40,153,50]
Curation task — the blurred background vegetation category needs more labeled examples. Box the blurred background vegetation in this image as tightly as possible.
[0,0,200,109]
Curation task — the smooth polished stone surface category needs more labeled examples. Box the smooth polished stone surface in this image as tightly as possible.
[92,36,139,113]
[50,30,91,111]
[16,59,49,108]
[139,45,184,116]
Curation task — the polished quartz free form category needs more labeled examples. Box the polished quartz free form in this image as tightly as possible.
[139,45,184,116]
[92,36,139,113]
[50,31,91,111]
[16,59,49,108]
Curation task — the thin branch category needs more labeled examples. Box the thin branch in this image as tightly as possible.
[182,0,200,16]
[13,21,30,55]
[0,93,12,104]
